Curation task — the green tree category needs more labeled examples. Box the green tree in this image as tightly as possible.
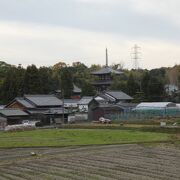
[23,65,41,94]
[60,67,73,98]
[1,67,23,103]
[16,65,26,96]
[39,67,56,94]
[127,73,139,96]
[141,71,150,98]
[148,76,165,101]
[110,80,127,92]
[81,81,96,96]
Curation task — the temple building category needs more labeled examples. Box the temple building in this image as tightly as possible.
[91,49,123,92]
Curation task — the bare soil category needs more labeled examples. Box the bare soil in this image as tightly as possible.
[0,144,180,180]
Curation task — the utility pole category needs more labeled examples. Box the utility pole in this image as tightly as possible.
[62,89,65,124]
[131,44,141,69]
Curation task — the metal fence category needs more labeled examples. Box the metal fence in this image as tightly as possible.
[104,108,180,121]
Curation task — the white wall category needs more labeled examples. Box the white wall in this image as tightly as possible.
[78,105,88,113]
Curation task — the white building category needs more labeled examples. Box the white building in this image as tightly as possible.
[78,96,93,113]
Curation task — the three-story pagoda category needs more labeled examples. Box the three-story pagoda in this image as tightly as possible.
[91,49,123,92]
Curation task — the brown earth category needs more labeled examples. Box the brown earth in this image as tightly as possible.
[0,144,179,180]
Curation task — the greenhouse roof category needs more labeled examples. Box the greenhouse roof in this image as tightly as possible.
[136,102,176,109]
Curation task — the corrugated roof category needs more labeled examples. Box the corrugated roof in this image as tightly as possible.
[136,102,176,109]
[24,95,63,107]
[91,67,123,75]
[16,98,35,108]
[0,109,29,117]
[105,91,133,100]
[78,96,93,105]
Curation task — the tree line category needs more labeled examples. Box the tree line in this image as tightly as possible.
[0,61,179,104]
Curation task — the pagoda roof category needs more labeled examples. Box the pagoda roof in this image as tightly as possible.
[91,66,123,75]
[92,80,113,85]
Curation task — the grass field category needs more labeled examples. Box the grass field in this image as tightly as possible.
[0,129,173,148]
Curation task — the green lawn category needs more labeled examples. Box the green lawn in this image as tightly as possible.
[0,129,171,148]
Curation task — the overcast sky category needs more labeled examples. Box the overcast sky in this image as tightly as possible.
[0,0,180,69]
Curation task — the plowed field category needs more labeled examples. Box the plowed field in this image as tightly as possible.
[0,144,179,180]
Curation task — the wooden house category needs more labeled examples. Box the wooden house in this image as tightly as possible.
[0,109,29,125]
[6,95,69,124]
[0,117,7,130]
[95,91,133,104]
[78,96,94,113]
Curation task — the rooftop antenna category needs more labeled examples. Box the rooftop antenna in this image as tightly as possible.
[131,44,141,69]
[106,48,108,67]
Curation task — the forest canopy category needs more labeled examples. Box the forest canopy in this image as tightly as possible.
[0,61,179,104]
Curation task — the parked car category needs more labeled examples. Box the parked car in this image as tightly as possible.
[93,117,111,124]
[22,120,30,125]
[99,117,111,124]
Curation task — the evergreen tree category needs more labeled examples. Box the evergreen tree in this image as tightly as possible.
[81,81,96,96]
[23,65,41,94]
[127,73,139,96]
[141,72,150,98]
[39,67,55,94]
[148,76,165,101]
[1,67,19,103]
[60,67,73,98]
[110,80,127,92]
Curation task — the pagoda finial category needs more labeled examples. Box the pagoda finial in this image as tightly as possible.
[106,48,108,67]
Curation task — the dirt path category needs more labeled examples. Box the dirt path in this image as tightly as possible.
[0,144,179,180]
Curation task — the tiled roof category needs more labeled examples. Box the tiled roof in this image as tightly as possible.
[64,99,79,104]
[97,93,115,102]
[105,91,133,100]
[16,98,35,108]
[24,95,63,107]
[91,67,123,75]
[78,96,93,105]
[27,108,68,115]
[64,99,79,108]
[0,109,29,117]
